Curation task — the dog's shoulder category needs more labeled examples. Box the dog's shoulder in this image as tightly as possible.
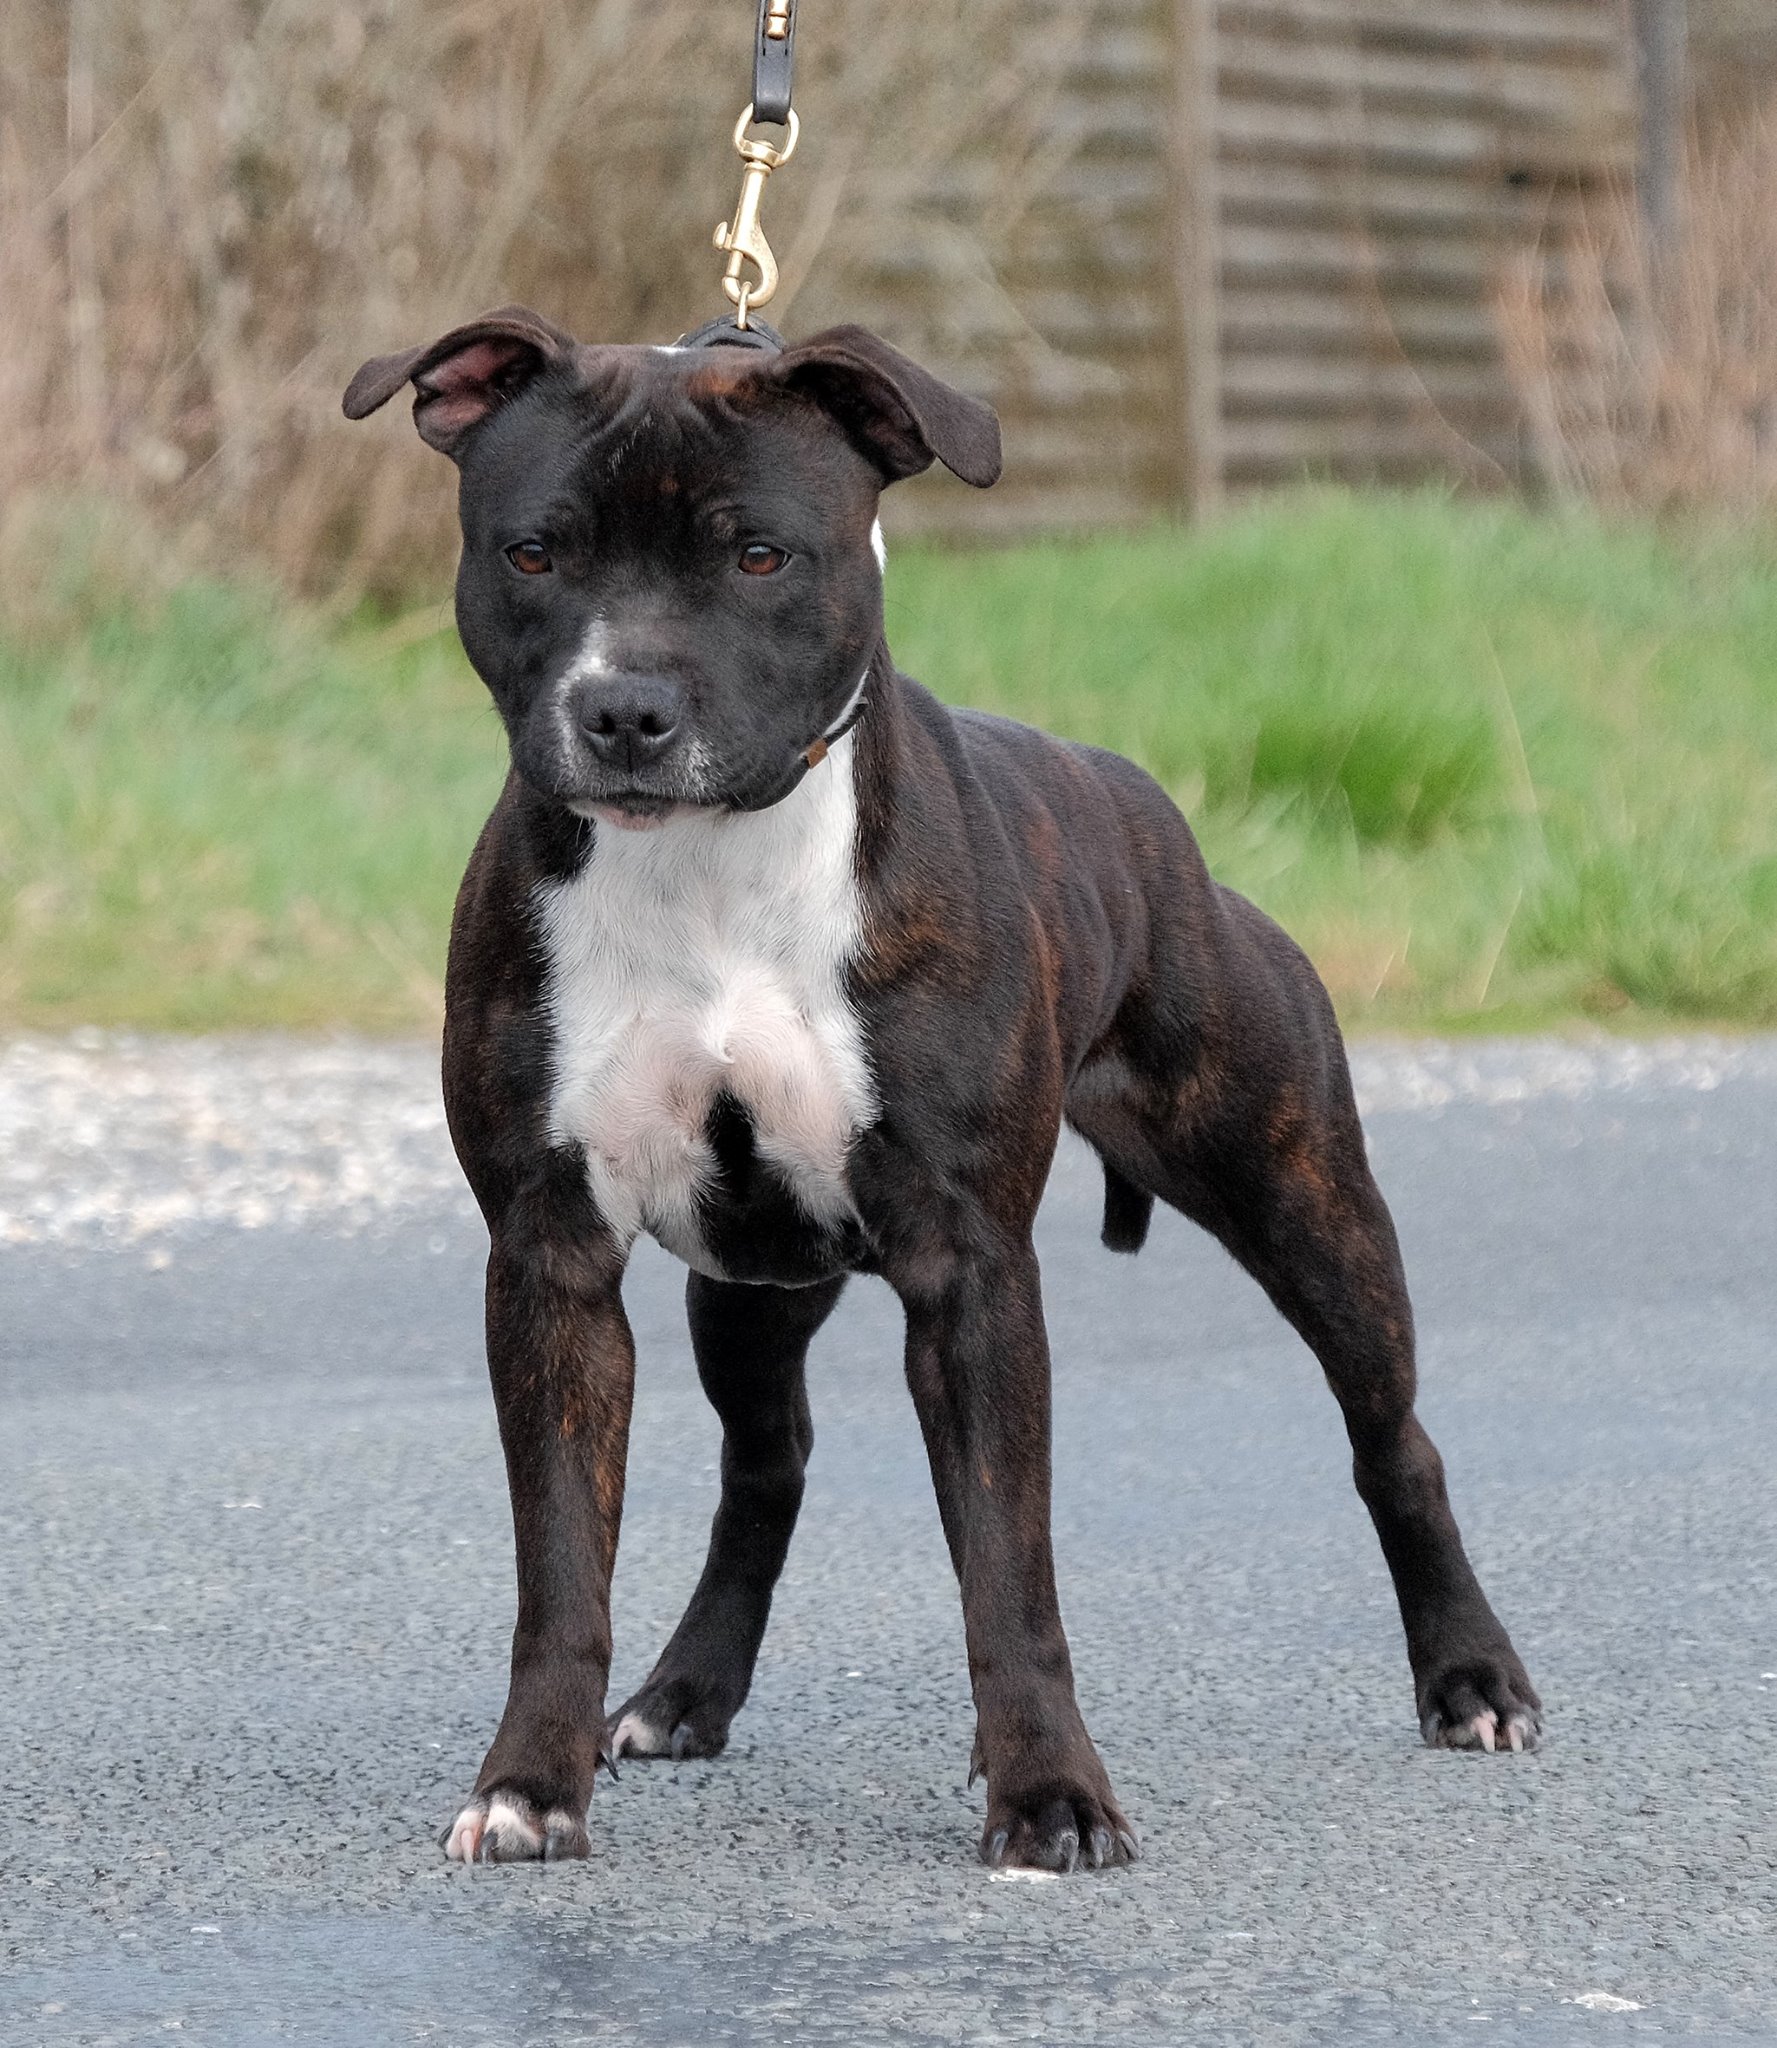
[900,672,1195,858]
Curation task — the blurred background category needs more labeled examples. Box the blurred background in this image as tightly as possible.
[2,0,1774,1033]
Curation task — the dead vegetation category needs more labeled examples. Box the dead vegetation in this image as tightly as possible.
[1496,99,1777,518]
[1,0,1079,601]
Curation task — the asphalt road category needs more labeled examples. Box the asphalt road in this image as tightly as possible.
[3,1041,1775,2046]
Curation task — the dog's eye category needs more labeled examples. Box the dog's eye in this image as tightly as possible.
[738,544,789,577]
[506,541,552,576]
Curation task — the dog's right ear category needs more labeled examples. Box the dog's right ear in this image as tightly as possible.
[342,305,576,458]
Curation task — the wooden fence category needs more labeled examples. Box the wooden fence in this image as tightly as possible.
[881,0,1639,534]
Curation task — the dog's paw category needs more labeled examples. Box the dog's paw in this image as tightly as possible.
[980,1787,1139,1874]
[1419,1655,1543,1754]
[442,1789,590,1864]
[607,1676,735,1763]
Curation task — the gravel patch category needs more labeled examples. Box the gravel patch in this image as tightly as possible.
[2,1028,1773,1246]
[0,1032,458,1245]
[1346,1033,1777,1111]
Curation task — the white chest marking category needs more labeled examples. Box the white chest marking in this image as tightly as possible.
[537,736,876,1272]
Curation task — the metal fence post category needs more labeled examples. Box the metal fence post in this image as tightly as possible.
[1169,0,1222,518]
[1633,0,1689,254]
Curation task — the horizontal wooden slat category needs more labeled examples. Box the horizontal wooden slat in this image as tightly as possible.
[918,159,1169,211]
[1063,27,1171,89]
[1064,112,1181,157]
[1211,91,1629,172]
[1221,285,1506,356]
[1008,219,1173,273]
[1221,353,1510,410]
[1013,289,1173,348]
[1216,32,1631,127]
[1222,453,1521,490]
[1217,154,1589,230]
[994,425,1171,472]
[1075,0,1166,19]
[1217,0,1624,59]
[1222,219,1511,293]
[888,485,1160,539]
[1220,412,1519,461]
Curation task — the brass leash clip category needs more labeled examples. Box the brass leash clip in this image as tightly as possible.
[714,104,799,329]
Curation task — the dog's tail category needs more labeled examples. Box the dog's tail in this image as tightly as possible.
[1100,1161,1154,1255]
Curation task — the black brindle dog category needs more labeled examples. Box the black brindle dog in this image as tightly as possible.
[344,306,1540,1873]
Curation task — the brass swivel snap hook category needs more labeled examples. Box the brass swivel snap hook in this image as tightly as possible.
[714,105,799,329]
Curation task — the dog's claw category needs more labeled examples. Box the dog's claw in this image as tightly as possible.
[669,1722,693,1763]
[1424,1705,1542,1755]
[1420,1659,1542,1757]
[597,1743,621,1783]
[979,1789,1133,1874]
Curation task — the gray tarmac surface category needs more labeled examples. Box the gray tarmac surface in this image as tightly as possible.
[2,1039,1775,2046]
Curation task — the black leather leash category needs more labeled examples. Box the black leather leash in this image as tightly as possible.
[753,0,796,129]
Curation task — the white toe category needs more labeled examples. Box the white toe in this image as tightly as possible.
[484,1794,544,1855]
[611,1710,671,1758]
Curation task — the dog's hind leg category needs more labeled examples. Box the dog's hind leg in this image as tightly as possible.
[1075,916,1540,1755]
[1213,1097,1540,1752]
[607,1272,845,1763]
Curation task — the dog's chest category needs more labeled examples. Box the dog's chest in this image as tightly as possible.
[536,741,875,1276]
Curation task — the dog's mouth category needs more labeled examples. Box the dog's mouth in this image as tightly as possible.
[565,790,699,832]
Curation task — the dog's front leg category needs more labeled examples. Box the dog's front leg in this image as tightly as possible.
[444,1167,634,1864]
[900,1239,1138,1873]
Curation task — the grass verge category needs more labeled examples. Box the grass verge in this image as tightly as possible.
[3,489,1774,1033]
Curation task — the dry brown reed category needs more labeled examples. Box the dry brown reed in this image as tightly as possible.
[1496,98,1777,518]
[1,0,1080,602]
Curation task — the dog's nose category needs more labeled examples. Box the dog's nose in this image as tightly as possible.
[572,675,683,769]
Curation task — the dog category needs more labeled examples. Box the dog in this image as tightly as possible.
[343,305,1541,1873]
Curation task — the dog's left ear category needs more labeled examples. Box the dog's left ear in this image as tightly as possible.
[773,326,1002,489]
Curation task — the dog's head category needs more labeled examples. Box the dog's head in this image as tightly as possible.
[344,306,1000,823]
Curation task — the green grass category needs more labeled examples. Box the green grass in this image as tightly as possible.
[4,489,1776,1032]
